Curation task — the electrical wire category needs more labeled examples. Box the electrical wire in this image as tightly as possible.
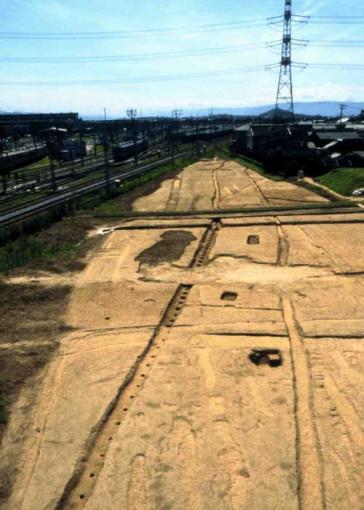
[2,38,364,65]
[310,63,364,69]
[0,44,265,63]
[2,61,364,87]
[0,19,266,40]
[0,14,363,40]
[310,39,364,47]
[0,65,263,86]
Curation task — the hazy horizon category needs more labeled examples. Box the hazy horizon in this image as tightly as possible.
[1,0,364,116]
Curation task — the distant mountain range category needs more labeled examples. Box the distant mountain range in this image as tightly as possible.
[2,102,364,120]
[187,102,364,118]
[84,102,364,120]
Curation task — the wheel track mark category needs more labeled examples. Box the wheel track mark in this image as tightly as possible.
[168,417,202,509]
[126,454,149,510]
[276,219,290,266]
[328,448,362,509]
[245,168,291,270]
[19,356,67,506]
[198,349,216,392]
[59,288,192,509]
[330,351,364,420]
[324,373,364,450]
[198,342,250,508]
[244,168,270,206]
[165,177,182,212]
[211,162,225,209]
[297,225,343,272]
[57,219,220,509]
[282,296,326,510]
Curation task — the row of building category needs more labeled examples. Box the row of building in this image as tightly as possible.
[232,121,364,176]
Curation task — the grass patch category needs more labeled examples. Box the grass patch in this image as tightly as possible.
[318,167,364,196]
[0,237,79,273]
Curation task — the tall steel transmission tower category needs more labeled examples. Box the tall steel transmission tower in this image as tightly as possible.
[267,0,308,121]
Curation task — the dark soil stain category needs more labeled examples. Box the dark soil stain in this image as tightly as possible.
[136,231,196,266]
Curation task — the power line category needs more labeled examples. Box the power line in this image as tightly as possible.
[2,37,364,65]
[2,61,363,87]
[0,14,363,40]
[0,19,266,40]
[310,19,364,24]
[310,63,364,69]
[0,65,263,86]
[310,39,364,47]
[0,43,265,64]
[312,15,364,19]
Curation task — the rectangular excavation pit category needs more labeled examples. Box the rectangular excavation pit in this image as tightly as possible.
[221,291,238,302]
[249,348,283,367]
[247,235,260,245]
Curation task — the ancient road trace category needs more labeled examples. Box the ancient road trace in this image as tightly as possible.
[2,158,364,510]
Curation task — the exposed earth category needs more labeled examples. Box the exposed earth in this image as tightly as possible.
[1,158,364,510]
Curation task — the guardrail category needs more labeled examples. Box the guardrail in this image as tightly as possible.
[0,151,192,229]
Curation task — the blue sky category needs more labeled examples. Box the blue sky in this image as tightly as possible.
[0,0,363,116]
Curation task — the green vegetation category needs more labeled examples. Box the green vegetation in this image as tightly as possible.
[0,237,79,273]
[233,155,283,182]
[95,201,352,218]
[22,156,50,171]
[95,154,198,214]
[318,167,364,196]
[210,143,283,182]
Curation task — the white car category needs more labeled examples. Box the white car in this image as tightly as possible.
[352,188,364,196]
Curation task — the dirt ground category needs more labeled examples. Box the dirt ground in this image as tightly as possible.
[132,158,327,212]
[1,158,363,510]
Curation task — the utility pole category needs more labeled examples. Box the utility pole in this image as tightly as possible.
[195,117,201,155]
[171,108,183,160]
[79,123,85,167]
[127,109,138,166]
[102,107,111,197]
[209,107,218,150]
[339,103,347,124]
[45,137,57,193]
[267,0,308,122]
[209,107,214,134]
[49,153,57,193]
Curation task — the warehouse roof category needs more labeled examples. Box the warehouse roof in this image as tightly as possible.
[249,124,288,136]
[234,124,250,132]
[314,131,361,141]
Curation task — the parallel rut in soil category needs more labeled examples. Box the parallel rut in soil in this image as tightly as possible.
[58,219,221,509]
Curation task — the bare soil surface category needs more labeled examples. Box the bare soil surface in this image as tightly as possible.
[1,158,363,510]
[0,216,103,503]
[132,159,327,212]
